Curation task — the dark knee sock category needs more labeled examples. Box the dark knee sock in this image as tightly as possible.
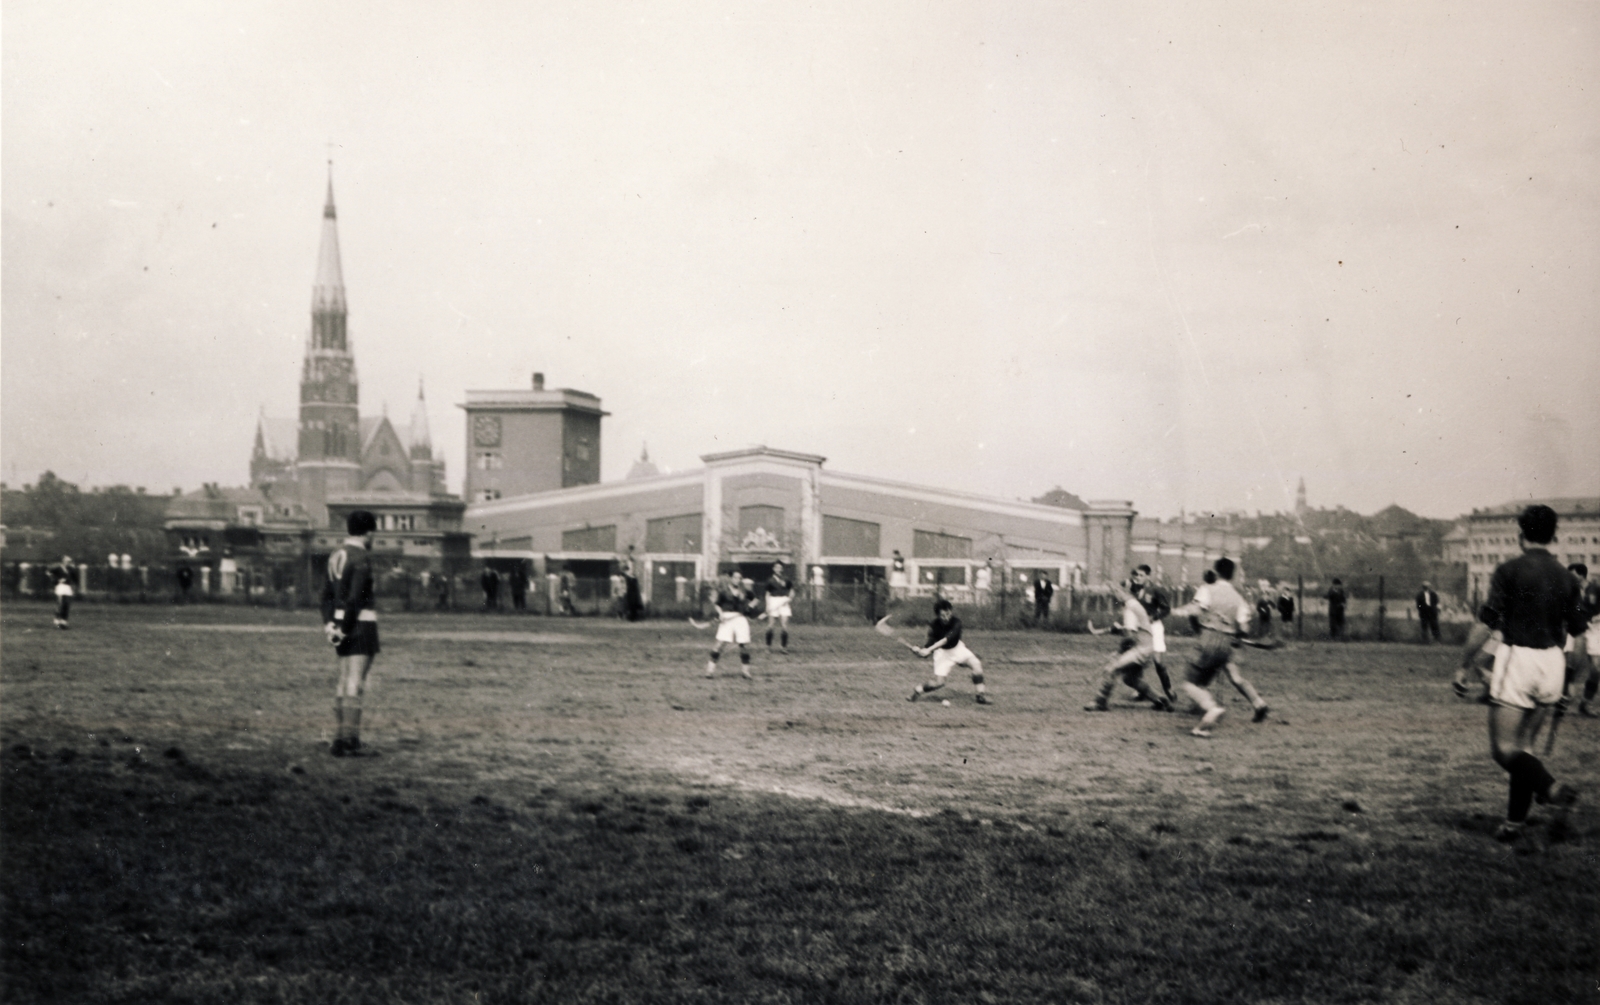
[1154,662,1173,694]
[766,629,774,646]
[1505,751,1553,822]
[781,630,788,648]
[1586,675,1599,701]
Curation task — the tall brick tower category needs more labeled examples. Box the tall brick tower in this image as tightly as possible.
[296,170,361,526]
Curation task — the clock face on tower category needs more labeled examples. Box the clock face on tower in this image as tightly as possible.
[473,415,502,447]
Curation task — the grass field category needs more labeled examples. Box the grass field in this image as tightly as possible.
[2,601,1595,1004]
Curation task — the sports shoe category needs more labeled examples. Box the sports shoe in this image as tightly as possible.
[908,689,922,702]
[1252,705,1271,723]
[1538,783,1579,808]
[330,738,349,757]
[1579,701,1597,718]
[741,668,753,680]
[1152,697,1172,713]
[1452,680,1470,700]
[975,693,991,705]
[1494,821,1525,843]
[346,737,362,753]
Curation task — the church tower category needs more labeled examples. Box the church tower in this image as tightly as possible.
[1295,476,1308,515]
[296,169,361,525]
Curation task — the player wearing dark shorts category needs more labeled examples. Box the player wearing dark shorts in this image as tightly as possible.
[1477,505,1584,843]
[322,510,379,756]
[1171,558,1269,737]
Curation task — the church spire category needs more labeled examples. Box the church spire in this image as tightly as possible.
[409,378,433,460]
[311,162,348,332]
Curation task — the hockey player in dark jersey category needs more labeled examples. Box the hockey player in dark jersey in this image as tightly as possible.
[1477,505,1584,842]
[763,562,794,652]
[908,598,991,704]
[49,556,77,629]
[706,571,760,679]
[321,510,379,756]
[1131,564,1176,702]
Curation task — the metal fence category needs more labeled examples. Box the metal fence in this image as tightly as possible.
[1,560,1480,644]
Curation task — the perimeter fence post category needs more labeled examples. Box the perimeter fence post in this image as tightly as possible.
[1297,574,1304,639]
[1377,575,1386,641]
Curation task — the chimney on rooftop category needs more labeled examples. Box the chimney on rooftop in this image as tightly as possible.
[532,372,545,391]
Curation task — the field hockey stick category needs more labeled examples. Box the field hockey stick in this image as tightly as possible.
[1085,619,1110,636]
[873,616,923,654]
[1542,699,1567,756]
[1236,636,1284,651]
[687,616,712,630]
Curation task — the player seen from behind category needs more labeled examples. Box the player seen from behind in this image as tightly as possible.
[1084,581,1173,713]
[909,598,991,704]
[705,571,758,679]
[322,509,379,757]
[1476,504,1584,843]
[1170,558,1270,737]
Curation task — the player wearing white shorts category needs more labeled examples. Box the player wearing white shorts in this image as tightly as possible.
[1565,563,1599,717]
[706,572,757,679]
[49,556,77,629]
[1084,582,1172,712]
[908,598,990,704]
[1132,564,1176,702]
[1476,505,1583,843]
[763,562,794,652]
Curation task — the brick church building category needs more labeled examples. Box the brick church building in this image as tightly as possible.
[164,174,470,597]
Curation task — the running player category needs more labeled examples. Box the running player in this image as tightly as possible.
[1574,565,1600,717]
[1476,504,1583,843]
[763,561,794,652]
[1084,582,1172,712]
[1453,622,1500,703]
[49,555,77,629]
[705,571,756,679]
[1131,564,1176,701]
[1170,558,1270,737]
[322,510,379,756]
[909,598,991,704]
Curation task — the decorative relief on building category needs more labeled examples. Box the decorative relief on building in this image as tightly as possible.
[740,527,782,552]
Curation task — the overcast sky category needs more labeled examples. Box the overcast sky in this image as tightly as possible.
[4,1,1596,520]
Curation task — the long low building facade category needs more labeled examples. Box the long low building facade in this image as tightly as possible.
[465,445,1234,606]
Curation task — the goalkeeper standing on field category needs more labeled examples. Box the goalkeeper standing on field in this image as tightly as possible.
[322,510,379,757]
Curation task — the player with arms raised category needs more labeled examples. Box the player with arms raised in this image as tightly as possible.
[705,571,757,679]
[1084,581,1173,713]
[323,510,379,757]
[763,561,794,653]
[1170,558,1270,737]
[908,598,991,704]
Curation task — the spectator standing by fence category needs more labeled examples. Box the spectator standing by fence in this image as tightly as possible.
[481,566,500,611]
[1416,581,1441,643]
[1326,579,1348,640]
[1033,574,1054,622]
[1277,586,1295,633]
